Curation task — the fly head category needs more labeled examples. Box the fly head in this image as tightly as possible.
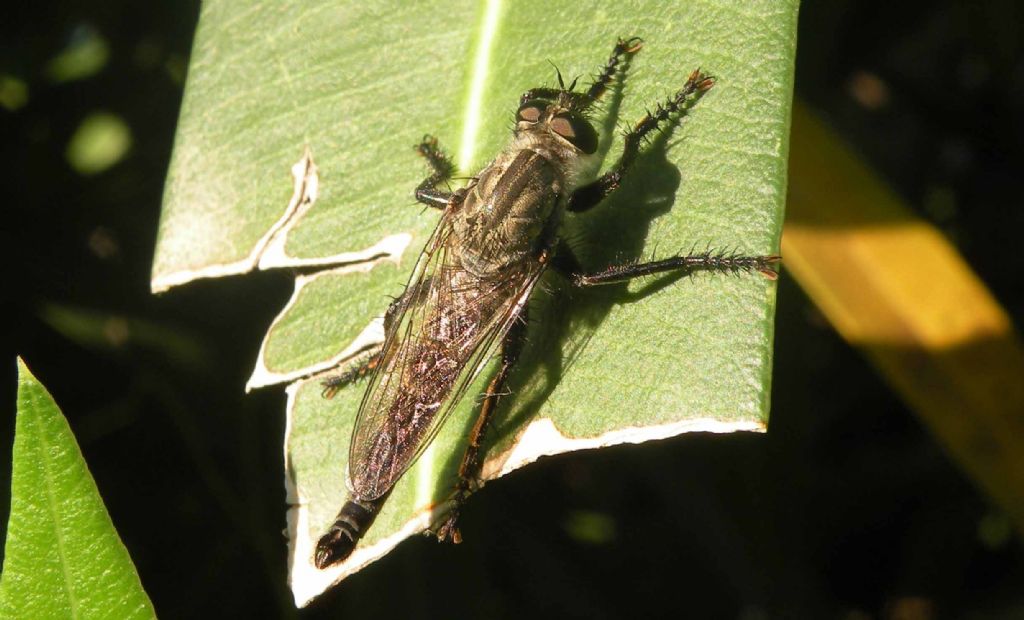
[515,96,599,155]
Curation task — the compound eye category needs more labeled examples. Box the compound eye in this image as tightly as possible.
[550,114,598,154]
[516,100,546,123]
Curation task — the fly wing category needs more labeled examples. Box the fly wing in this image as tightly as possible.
[346,215,544,500]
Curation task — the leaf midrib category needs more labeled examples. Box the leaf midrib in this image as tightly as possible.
[32,389,81,618]
[457,0,504,172]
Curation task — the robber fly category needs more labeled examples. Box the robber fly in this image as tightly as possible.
[313,38,779,569]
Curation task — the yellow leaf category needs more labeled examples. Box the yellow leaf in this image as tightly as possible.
[784,100,1024,536]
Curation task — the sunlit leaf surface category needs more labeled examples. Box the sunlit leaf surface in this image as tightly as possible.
[0,360,155,620]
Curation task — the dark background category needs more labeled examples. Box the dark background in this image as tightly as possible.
[4,1,1023,617]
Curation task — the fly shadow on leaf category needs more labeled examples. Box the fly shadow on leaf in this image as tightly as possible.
[432,62,705,511]
[492,121,686,446]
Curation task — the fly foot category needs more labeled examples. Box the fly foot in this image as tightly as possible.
[431,498,464,545]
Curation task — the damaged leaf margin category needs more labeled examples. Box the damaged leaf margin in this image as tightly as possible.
[284,371,765,606]
[152,150,413,293]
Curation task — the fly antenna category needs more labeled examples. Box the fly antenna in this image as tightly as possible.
[549,61,566,90]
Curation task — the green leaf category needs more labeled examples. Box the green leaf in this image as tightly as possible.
[0,360,155,620]
[154,0,797,605]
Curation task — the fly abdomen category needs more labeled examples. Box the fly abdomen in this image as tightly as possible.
[314,493,390,568]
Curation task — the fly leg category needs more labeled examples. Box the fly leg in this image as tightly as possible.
[568,69,715,213]
[414,135,457,209]
[519,37,642,110]
[320,275,431,397]
[319,296,400,397]
[433,307,529,544]
[319,349,383,398]
[584,36,644,102]
[552,242,780,284]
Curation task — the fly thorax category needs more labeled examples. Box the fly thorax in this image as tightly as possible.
[452,145,566,277]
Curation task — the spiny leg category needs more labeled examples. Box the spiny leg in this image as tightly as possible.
[320,349,383,398]
[552,242,780,285]
[575,252,781,284]
[321,276,430,396]
[433,306,529,544]
[414,134,457,209]
[519,37,643,111]
[568,69,715,213]
[584,36,643,103]
[320,296,400,397]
